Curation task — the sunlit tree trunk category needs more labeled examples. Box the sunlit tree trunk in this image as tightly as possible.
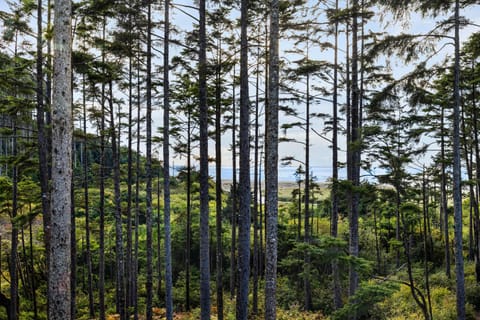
[49,0,72,317]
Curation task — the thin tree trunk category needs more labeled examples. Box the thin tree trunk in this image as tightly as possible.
[10,120,18,320]
[28,211,38,319]
[304,69,312,312]
[156,169,162,303]
[230,65,237,300]
[215,37,224,320]
[98,21,107,319]
[265,0,279,318]
[35,1,52,303]
[236,0,251,317]
[472,61,480,282]
[453,1,466,317]
[186,111,191,311]
[98,31,106,320]
[82,73,94,319]
[252,40,261,316]
[199,0,210,318]
[109,80,125,320]
[134,51,142,319]
[163,1,174,318]
[146,2,154,319]
[70,170,76,319]
[422,170,433,320]
[126,10,134,312]
[331,0,342,308]
[349,0,361,299]
[441,106,451,278]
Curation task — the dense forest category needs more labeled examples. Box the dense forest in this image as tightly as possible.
[1,0,480,319]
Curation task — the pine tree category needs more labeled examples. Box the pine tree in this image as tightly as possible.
[49,0,72,318]
[265,0,279,318]
[198,0,211,318]
[236,0,251,317]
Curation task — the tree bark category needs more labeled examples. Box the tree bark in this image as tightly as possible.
[331,0,342,309]
[453,1,466,318]
[215,37,224,320]
[265,0,279,318]
[236,0,251,317]
[49,0,72,317]
[109,79,125,319]
[199,0,211,318]
[146,2,154,319]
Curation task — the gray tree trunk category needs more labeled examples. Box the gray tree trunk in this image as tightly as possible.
[109,80,125,319]
[229,65,237,300]
[331,0,342,309]
[349,0,360,299]
[453,0,466,318]
[265,0,279,318]
[199,0,211,318]
[146,3,154,319]
[49,0,72,317]
[236,0,251,318]
[215,39,224,320]
[35,2,52,305]
[163,1,174,318]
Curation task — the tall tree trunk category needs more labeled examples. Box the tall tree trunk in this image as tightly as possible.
[49,0,72,317]
[349,0,361,299]
[252,40,261,316]
[10,120,18,320]
[472,62,480,282]
[422,170,433,320]
[35,1,52,302]
[186,111,192,311]
[236,0,251,317]
[99,30,106,320]
[70,148,76,319]
[230,65,237,300]
[265,0,279,318]
[453,1,466,317]
[304,69,312,312]
[126,10,134,313]
[98,21,107,320]
[441,106,451,278]
[146,2,154,319]
[199,0,211,318]
[82,73,94,319]
[331,0,342,309]
[156,169,162,302]
[28,210,38,319]
[163,1,174,318]
[109,80,125,320]
[215,37,224,320]
[134,51,142,319]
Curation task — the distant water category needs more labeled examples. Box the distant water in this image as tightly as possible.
[171,165,347,182]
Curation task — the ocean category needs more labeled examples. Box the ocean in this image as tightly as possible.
[171,165,347,182]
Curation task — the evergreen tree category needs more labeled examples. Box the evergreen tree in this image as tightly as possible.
[49,0,72,318]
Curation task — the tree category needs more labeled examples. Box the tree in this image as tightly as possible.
[265,0,279,318]
[330,0,343,309]
[198,0,211,318]
[163,0,174,318]
[49,0,72,318]
[452,1,465,317]
[236,0,251,317]
[145,1,154,319]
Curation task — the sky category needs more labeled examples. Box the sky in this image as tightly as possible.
[1,0,479,181]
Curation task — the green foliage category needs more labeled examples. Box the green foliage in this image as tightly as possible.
[332,280,400,320]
